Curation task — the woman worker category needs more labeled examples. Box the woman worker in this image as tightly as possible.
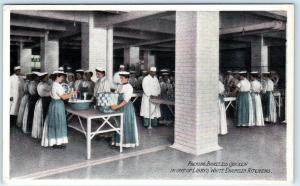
[111,71,139,148]
[41,71,76,148]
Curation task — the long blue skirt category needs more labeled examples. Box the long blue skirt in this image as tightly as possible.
[42,99,68,146]
[235,92,253,127]
[112,95,139,148]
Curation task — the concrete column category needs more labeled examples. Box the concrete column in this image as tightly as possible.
[171,11,221,155]
[40,33,59,73]
[143,51,156,71]
[81,15,113,82]
[251,36,268,72]
[124,46,140,71]
[19,42,32,74]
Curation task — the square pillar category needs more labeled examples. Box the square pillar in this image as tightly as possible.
[251,36,268,72]
[81,15,113,82]
[124,46,140,70]
[143,51,156,71]
[19,42,32,74]
[40,33,59,73]
[171,11,221,155]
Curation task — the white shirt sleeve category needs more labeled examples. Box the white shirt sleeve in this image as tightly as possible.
[123,84,133,102]
[236,81,241,89]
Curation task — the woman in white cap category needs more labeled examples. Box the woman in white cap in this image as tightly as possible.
[74,69,84,93]
[140,67,161,128]
[16,73,32,128]
[250,72,264,126]
[113,65,125,90]
[10,66,24,127]
[94,68,111,97]
[22,72,40,133]
[41,71,76,148]
[262,72,277,123]
[231,71,254,127]
[111,71,139,148]
[32,72,52,139]
[218,75,228,135]
[81,70,95,99]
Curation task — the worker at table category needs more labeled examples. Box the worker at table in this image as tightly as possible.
[262,72,277,123]
[22,71,40,133]
[67,72,75,90]
[10,66,24,127]
[159,72,174,124]
[129,71,138,90]
[140,67,161,128]
[41,71,76,148]
[231,71,254,127]
[218,76,228,135]
[94,67,111,97]
[111,71,139,148]
[32,72,52,139]
[74,69,84,92]
[81,70,95,99]
[250,72,264,126]
[17,72,32,128]
[137,70,148,90]
[113,65,125,91]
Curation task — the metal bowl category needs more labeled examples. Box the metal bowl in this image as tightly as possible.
[68,99,93,110]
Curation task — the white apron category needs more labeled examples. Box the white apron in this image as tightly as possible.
[140,75,161,119]
[10,74,24,115]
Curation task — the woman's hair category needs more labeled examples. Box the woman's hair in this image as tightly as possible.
[120,74,129,79]
[96,70,105,76]
[54,73,66,80]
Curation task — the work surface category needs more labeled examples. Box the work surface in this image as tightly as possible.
[66,106,122,119]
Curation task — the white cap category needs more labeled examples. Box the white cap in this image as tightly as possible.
[239,71,247,74]
[250,71,259,74]
[142,70,148,73]
[58,67,64,71]
[76,69,84,72]
[95,67,105,72]
[150,67,157,72]
[120,65,125,68]
[32,71,39,75]
[227,70,232,73]
[119,71,130,76]
[162,72,169,76]
[53,71,66,75]
[84,70,92,73]
[26,72,33,76]
[67,72,74,76]
[160,69,168,72]
[130,71,136,74]
[262,72,270,74]
[37,72,48,77]
[14,66,21,71]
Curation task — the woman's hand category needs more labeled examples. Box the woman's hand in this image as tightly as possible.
[111,104,118,110]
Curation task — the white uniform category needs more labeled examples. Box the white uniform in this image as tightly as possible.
[218,81,228,135]
[74,79,83,91]
[262,78,277,123]
[32,82,51,139]
[10,74,25,115]
[94,77,111,96]
[81,80,95,95]
[140,75,161,119]
[250,80,265,126]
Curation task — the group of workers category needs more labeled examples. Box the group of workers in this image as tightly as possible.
[10,65,175,149]
[217,70,279,135]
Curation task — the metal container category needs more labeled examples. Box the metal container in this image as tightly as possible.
[68,99,93,110]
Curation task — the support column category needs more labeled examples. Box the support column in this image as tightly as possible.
[40,33,59,73]
[251,36,268,72]
[143,51,156,71]
[171,11,221,155]
[19,42,32,74]
[81,15,113,82]
[124,46,140,71]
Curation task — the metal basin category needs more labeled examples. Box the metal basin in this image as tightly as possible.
[68,99,93,110]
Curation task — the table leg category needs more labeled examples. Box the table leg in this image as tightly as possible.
[148,100,152,129]
[120,114,123,153]
[278,95,281,118]
[87,118,91,160]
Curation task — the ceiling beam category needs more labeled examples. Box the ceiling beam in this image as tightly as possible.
[11,36,35,42]
[140,47,174,52]
[11,17,68,31]
[116,18,175,34]
[11,10,90,22]
[10,29,46,37]
[250,11,287,21]
[113,37,175,49]
[48,25,81,40]
[114,29,171,40]
[94,11,172,27]
[220,21,285,35]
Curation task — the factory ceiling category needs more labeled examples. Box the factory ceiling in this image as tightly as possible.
[10,10,286,52]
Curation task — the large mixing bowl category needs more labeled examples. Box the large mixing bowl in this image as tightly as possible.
[68,99,93,110]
